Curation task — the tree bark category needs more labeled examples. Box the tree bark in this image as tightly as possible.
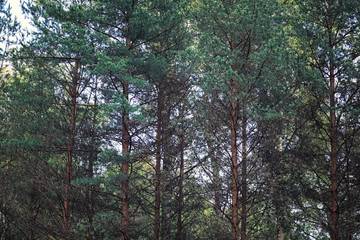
[161,97,173,239]
[87,85,98,240]
[121,80,130,240]
[62,59,79,239]
[329,61,338,240]
[277,224,285,240]
[120,19,131,240]
[230,31,239,240]
[325,21,338,239]
[87,153,94,240]
[240,117,247,240]
[212,148,221,218]
[230,99,239,240]
[154,87,162,240]
[175,105,185,240]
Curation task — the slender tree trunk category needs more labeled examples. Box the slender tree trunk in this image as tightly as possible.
[120,19,131,240]
[121,80,130,240]
[62,59,79,239]
[329,61,338,240]
[154,87,162,240]
[326,24,338,240]
[240,117,247,240]
[277,224,285,240]
[345,156,354,239]
[230,100,239,240]
[87,153,94,240]
[230,78,239,240]
[175,105,185,240]
[161,102,172,239]
[230,30,239,239]
[212,149,221,217]
[87,86,98,240]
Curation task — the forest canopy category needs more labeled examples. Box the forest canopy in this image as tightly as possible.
[0,0,359,239]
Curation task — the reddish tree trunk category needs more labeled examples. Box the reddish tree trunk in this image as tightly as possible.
[121,79,130,240]
[229,31,240,239]
[87,89,97,240]
[86,153,94,240]
[230,100,239,240]
[176,106,185,240]
[120,19,131,240]
[62,59,79,239]
[240,117,247,240]
[326,23,339,239]
[230,80,239,240]
[154,87,162,240]
[329,62,338,240]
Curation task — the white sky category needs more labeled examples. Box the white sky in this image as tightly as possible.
[8,0,33,32]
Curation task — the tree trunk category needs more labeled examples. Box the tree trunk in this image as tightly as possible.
[212,149,221,218]
[154,87,162,240]
[329,61,338,240]
[230,102,239,240]
[230,32,239,240]
[121,80,130,240]
[175,105,185,240]
[240,117,247,240]
[87,86,98,240]
[87,153,94,240]
[62,59,79,239]
[120,19,131,240]
[230,80,239,240]
[277,224,284,240]
[161,101,173,239]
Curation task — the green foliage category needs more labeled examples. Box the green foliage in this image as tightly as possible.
[283,0,360,238]
[0,0,18,67]
[1,0,360,239]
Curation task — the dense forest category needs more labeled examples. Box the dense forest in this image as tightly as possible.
[0,0,359,239]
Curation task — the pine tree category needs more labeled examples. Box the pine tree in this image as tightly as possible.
[193,0,296,239]
[7,0,101,237]
[286,0,360,238]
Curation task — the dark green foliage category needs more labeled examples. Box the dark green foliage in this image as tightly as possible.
[1,0,360,239]
[283,0,360,238]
